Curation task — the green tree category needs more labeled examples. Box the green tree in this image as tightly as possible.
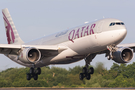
[69,66,83,75]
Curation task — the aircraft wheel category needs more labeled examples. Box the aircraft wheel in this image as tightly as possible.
[37,67,41,75]
[89,67,94,74]
[27,73,31,80]
[82,67,87,74]
[86,73,91,80]
[79,73,84,80]
[34,74,38,80]
[30,67,34,74]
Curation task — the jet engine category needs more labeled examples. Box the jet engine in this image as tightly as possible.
[18,47,41,64]
[112,47,133,63]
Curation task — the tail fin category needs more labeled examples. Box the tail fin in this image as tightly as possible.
[2,8,24,44]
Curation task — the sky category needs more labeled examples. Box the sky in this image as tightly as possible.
[0,0,135,71]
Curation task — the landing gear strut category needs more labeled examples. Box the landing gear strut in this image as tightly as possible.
[27,67,41,80]
[79,54,96,80]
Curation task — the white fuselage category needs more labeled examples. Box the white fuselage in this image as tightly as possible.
[8,18,127,67]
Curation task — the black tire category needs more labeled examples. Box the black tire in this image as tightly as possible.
[86,73,91,80]
[79,73,84,80]
[82,67,87,74]
[89,67,94,74]
[34,74,38,80]
[37,67,41,75]
[30,67,34,74]
[27,73,31,80]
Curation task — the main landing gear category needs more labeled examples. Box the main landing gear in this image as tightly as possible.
[79,54,96,80]
[27,67,41,80]
[79,65,94,80]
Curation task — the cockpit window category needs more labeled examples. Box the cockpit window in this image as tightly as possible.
[116,22,121,25]
[121,22,124,25]
[109,22,124,26]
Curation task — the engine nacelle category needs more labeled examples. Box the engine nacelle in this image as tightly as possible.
[112,47,133,63]
[18,47,41,64]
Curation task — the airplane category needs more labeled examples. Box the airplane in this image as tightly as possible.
[1,8,134,80]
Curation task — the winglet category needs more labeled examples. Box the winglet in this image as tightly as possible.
[2,8,24,44]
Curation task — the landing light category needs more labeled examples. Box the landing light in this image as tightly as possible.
[84,21,89,24]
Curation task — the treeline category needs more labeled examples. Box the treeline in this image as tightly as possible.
[0,62,135,87]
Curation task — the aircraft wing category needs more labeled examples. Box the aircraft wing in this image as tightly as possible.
[0,44,67,56]
[90,43,135,55]
[117,43,135,49]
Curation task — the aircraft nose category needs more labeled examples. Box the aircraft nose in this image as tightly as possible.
[122,28,127,37]
[119,28,127,42]
[113,28,127,45]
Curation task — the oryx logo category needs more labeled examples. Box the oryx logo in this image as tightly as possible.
[2,12,15,44]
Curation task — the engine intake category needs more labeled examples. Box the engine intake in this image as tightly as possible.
[112,47,133,63]
[19,47,41,64]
